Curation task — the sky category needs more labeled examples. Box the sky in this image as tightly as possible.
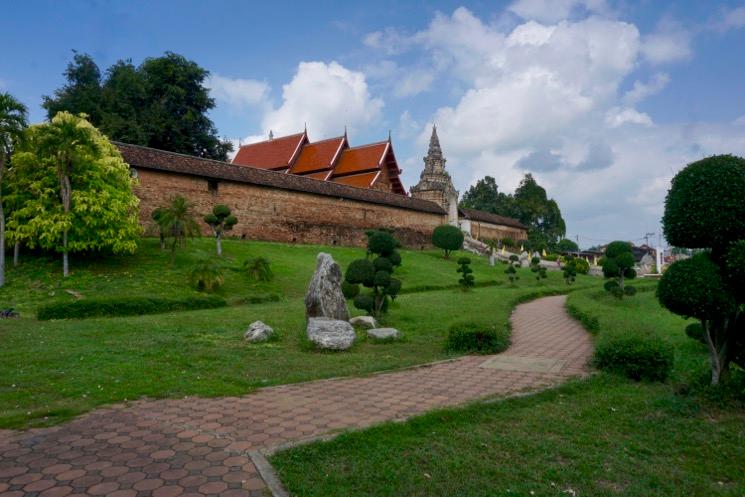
[3,0,745,248]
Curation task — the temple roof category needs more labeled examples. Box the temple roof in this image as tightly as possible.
[459,208,526,230]
[233,132,306,170]
[231,130,407,195]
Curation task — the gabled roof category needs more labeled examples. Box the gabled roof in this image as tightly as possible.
[289,136,346,175]
[459,208,527,230]
[333,142,388,176]
[332,171,380,189]
[232,132,306,170]
[116,142,445,215]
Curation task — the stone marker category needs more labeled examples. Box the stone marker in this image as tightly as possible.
[367,327,401,340]
[349,315,378,328]
[307,317,356,350]
[305,252,349,321]
[244,321,274,342]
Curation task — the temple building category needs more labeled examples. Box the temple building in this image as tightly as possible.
[232,129,406,195]
[116,124,526,250]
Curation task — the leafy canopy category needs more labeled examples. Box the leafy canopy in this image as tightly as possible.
[7,112,140,255]
[43,52,232,160]
[432,224,464,258]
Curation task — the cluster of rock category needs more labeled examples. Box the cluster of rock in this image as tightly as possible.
[245,252,401,350]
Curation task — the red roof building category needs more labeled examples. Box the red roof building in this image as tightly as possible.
[232,130,406,195]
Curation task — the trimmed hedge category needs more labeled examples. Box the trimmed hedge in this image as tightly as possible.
[566,303,600,333]
[37,295,227,320]
[594,330,674,382]
[445,321,510,354]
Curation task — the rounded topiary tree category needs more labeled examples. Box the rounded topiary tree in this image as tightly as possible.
[601,241,636,297]
[344,230,402,317]
[457,256,474,290]
[432,224,464,259]
[204,204,237,256]
[658,154,745,384]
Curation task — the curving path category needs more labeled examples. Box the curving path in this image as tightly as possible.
[0,295,592,497]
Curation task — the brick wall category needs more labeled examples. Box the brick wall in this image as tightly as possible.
[135,169,446,248]
[469,221,527,242]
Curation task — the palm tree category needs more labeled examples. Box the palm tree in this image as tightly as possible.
[37,112,96,277]
[0,93,28,287]
[151,207,168,250]
[160,195,200,252]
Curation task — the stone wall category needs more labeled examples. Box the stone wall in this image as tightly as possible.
[467,220,527,242]
[135,169,446,248]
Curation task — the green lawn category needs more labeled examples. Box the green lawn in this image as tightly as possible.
[270,287,745,497]
[0,238,593,429]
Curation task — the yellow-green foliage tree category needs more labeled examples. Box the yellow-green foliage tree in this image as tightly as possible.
[7,112,140,276]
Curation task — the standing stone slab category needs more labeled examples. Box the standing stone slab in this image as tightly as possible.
[305,253,350,321]
[307,318,356,350]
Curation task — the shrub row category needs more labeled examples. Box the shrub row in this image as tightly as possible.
[446,321,511,354]
[37,295,227,320]
[566,303,600,333]
[400,280,502,295]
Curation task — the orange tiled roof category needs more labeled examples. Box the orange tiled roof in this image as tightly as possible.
[331,171,380,188]
[305,171,331,180]
[332,142,388,176]
[232,132,306,170]
[290,136,345,174]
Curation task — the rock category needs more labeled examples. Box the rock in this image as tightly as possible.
[244,320,274,342]
[307,317,356,350]
[367,327,400,340]
[349,315,378,329]
[304,253,349,321]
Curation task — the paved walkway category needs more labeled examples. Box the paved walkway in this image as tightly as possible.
[0,295,592,497]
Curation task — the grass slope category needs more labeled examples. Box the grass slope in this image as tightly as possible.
[0,238,592,429]
[270,287,745,497]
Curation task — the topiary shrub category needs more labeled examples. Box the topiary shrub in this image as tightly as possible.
[432,224,464,259]
[204,204,238,256]
[457,256,475,290]
[189,259,225,292]
[594,330,674,382]
[445,321,510,354]
[685,322,706,344]
[344,230,402,317]
[505,255,520,285]
[242,256,273,282]
[501,237,515,248]
[530,256,547,283]
[602,241,636,297]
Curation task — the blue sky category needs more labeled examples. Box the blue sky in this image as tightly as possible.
[4,0,745,247]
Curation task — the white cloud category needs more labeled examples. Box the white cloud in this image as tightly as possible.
[605,107,654,127]
[715,6,745,31]
[393,69,435,98]
[259,61,383,140]
[623,72,670,104]
[207,74,270,109]
[364,60,434,98]
[508,0,609,24]
[734,114,745,126]
[641,18,692,64]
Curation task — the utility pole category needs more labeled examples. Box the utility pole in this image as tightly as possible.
[644,232,655,247]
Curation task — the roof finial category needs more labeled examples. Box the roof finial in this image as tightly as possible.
[304,122,307,134]
[268,129,274,141]
[344,125,347,138]
[388,129,392,142]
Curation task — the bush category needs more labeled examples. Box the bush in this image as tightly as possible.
[242,256,273,282]
[189,259,225,292]
[685,322,706,344]
[457,256,475,290]
[594,331,674,382]
[501,237,515,248]
[37,295,227,320]
[445,321,510,354]
[432,224,464,258]
[602,241,636,297]
[345,230,402,317]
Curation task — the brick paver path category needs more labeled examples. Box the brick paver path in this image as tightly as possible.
[0,295,592,496]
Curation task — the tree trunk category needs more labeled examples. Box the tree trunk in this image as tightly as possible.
[159,232,165,250]
[59,170,72,278]
[0,155,5,287]
[13,241,19,267]
[703,319,730,385]
[216,233,222,256]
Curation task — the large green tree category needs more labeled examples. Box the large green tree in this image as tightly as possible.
[9,112,140,277]
[657,155,745,385]
[43,52,232,160]
[0,92,28,287]
[459,173,566,248]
